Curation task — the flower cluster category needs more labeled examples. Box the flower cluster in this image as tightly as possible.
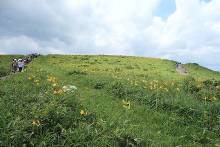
[53,88,64,95]
[80,110,88,116]
[32,119,41,127]
[47,75,64,95]
[28,75,40,86]
[203,96,217,101]
[47,75,57,83]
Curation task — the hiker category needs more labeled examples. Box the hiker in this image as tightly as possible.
[11,59,18,73]
[17,59,25,72]
[27,57,32,63]
[176,62,179,68]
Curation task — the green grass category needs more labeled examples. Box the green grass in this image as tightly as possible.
[0,55,220,146]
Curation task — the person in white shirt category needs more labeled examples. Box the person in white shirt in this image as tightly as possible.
[17,59,24,72]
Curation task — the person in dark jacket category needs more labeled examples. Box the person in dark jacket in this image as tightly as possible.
[12,59,18,73]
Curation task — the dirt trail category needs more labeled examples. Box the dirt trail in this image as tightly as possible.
[176,64,188,75]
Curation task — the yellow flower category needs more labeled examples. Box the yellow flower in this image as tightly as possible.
[80,110,88,116]
[32,119,41,126]
[28,77,32,80]
[47,76,57,83]
[212,97,217,101]
[52,83,57,87]
[34,80,39,83]
[47,78,52,82]
[53,89,63,95]
[122,100,131,109]
[176,88,180,92]
[164,88,169,92]
[197,84,202,88]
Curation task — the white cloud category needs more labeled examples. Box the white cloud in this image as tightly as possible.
[0,0,220,70]
[143,0,220,70]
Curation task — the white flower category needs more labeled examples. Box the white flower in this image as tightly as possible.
[62,85,77,92]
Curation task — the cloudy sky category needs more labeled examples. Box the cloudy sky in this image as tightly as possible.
[0,0,220,71]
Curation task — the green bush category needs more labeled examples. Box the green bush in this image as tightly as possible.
[93,81,106,89]
[67,69,87,75]
[182,76,200,94]
[0,67,9,77]
[108,81,128,98]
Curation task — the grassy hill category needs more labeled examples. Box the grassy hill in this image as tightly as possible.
[1,55,220,146]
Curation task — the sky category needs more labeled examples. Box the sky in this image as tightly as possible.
[0,0,220,71]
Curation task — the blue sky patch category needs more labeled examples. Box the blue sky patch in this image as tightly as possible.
[154,0,176,19]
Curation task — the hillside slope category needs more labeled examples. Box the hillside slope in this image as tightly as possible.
[1,55,220,146]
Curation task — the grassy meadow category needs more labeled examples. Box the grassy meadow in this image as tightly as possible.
[1,55,220,146]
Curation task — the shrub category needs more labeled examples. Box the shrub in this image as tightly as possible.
[93,81,106,89]
[0,67,9,77]
[108,81,128,98]
[0,90,6,96]
[182,76,200,94]
[80,56,90,61]
[68,69,87,75]
[125,65,134,70]
[114,67,121,72]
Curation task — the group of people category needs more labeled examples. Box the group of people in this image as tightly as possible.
[11,53,40,73]
[176,62,182,68]
[11,58,29,73]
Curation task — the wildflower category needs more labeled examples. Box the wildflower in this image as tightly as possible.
[54,89,63,95]
[47,78,52,82]
[176,88,180,92]
[32,119,41,126]
[28,77,32,80]
[164,88,169,92]
[36,83,40,86]
[153,80,158,83]
[47,76,57,83]
[52,83,57,87]
[80,110,88,116]
[197,84,202,88]
[122,100,131,109]
[34,80,39,83]
[212,97,217,101]
[53,90,58,94]
[62,85,77,92]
